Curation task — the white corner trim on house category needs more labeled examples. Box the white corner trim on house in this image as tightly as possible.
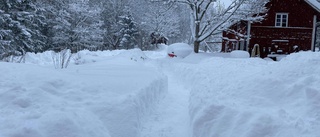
[312,15,317,51]
[246,21,251,52]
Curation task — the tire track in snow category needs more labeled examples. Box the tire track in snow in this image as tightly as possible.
[140,72,191,137]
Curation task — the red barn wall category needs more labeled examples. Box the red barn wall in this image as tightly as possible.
[250,0,319,57]
[257,0,316,27]
[222,0,320,58]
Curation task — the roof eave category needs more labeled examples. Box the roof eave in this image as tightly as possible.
[305,0,320,13]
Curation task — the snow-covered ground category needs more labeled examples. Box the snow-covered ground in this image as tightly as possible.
[1,46,320,137]
[169,52,320,137]
[0,50,167,137]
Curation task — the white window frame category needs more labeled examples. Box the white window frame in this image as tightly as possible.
[275,13,288,27]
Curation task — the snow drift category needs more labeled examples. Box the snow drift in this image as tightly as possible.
[1,48,320,137]
[167,43,193,58]
[168,52,320,137]
[0,49,167,137]
[230,50,250,58]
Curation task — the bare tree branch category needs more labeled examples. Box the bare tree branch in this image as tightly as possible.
[168,0,268,53]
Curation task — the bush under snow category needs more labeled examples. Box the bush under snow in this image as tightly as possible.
[230,50,250,58]
[167,43,193,58]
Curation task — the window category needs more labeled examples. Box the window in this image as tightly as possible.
[275,13,288,27]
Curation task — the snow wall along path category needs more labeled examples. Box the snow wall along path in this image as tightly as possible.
[0,53,168,137]
[169,52,320,137]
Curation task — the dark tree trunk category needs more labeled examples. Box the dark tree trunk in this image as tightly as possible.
[194,19,200,53]
[194,41,200,53]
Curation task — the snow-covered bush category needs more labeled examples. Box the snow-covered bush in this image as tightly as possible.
[73,52,85,65]
[118,48,148,62]
[1,54,25,63]
[167,43,193,58]
[230,50,250,58]
[51,49,72,69]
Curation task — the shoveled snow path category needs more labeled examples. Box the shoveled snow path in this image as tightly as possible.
[140,71,191,137]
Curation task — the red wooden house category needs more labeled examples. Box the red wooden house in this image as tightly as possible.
[222,0,320,58]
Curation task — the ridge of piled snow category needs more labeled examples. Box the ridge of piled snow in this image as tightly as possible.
[24,49,128,66]
[167,43,193,58]
[169,51,320,137]
[0,49,167,137]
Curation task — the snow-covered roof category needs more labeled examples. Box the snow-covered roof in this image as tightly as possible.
[305,0,320,12]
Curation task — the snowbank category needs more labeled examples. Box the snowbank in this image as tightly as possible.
[24,49,126,66]
[0,50,167,137]
[230,50,250,58]
[3,48,320,137]
[144,45,168,59]
[167,43,193,58]
[169,52,320,137]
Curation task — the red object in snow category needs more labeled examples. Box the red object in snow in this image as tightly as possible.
[168,52,176,58]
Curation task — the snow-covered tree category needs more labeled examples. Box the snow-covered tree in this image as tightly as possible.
[130,0,182,49]
[143,1,180,39]
[0,10,14,59]
[119,14,139,49]
[171,5,192,44]
[101,0,125,50]
[101,0,139,50]
[164,0,269,53]
[67,0,104,52]
[38,0,69,50]
[0,0,47,60]
[40,0,104,52]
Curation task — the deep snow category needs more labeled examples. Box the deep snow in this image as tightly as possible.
[0,50,168,137]
[140,65,191,137]
[168,52,320,137]
[1,47,320,137]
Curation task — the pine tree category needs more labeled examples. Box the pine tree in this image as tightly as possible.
[0,9,14,59]
[68,0,104,51]
[128,0,181,49]
[39,0,104,52]
[0,0,47,60]
[119,14,139,49]
[101,0,126,50]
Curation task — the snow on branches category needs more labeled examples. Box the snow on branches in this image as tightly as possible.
[161,0,269,53]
